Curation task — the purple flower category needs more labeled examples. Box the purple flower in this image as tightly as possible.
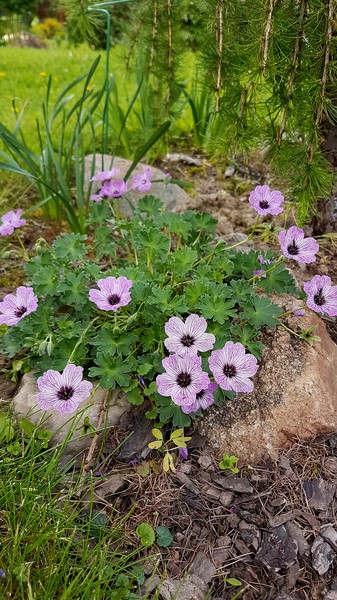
[0,568,6,579]
[278,226,319,264]
[258,255,272,265]
[209,341,259,393]
[36,364,93,414]
[131,168,152,193]
[0,286,38,326]
[0,209,26,236]
[89,276,132,312]
[100,180,128,198]
[253,269,266,279]
[156,354,211,409]
[178,447,189,460]
[90,193,103,202]
[303,275,337,317]
[90,168,120,182]
[292,306,305,316]
[181,382,217,414]
[164,314,215,356]
[249,185,284,216]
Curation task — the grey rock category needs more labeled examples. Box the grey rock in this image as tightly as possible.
[323,456,337,475]
[12,373,130,465]
[211,475,253,494]
[165,152,202,166]
[224,165,236,177]
[311,536,334,575]
[197,454,213,470]
[219,491,234,507]
[140,574,161,596]
[239,520,261,550]
[256,525,298,571]
[85,154,191,217]
[212,536,231,568]
[174,472,200,496]
[303,478,336,511]
[117,414,154,461]
[286,562,301,589]
[321,525,337,549]
[284,522,310,557]
[275,592,301,600]
[159,577,207,600]
[324,593,337,600]
[190,551,216,585]
[203,485,221,500]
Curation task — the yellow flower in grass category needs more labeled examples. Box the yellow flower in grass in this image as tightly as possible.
[0,72,5,78]
[40,72,47,77]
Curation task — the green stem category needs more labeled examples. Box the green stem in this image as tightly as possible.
[68,317,99,364]
[15,230,29,261]
[247,257,285,283]
[279,321,301,338]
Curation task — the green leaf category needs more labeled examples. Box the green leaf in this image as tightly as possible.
[226,577,242,587]
[136,523,155,547]
[137,363,153,376]
[136,195,163,215]
[124,120,171,181]
[32,265,59,296]
[58,271,89,305]
[241,296,282,329]
[88,354,132,389]
[53,233,87,262]
[258,264,298,295]
[90,327,136,356]
[127,387,144,406]
[89,512,108,539]
[196,296,236,324]
[156,526,173,548]
[171,247,198,277]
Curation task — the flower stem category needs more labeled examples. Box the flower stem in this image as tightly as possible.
[15,231,29,261]
[68,317,99,364]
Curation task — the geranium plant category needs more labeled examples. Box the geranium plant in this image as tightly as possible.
[1,176,335,428]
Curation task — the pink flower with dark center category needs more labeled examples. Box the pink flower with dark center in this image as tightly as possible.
[249,185,284,216]
[156,354,211,409]
[89,276,132,312]
[278,226,319,264]
[209,341,259,393]
[258,255,272,265]
[90,193,103,202]
[181,382,217,414]
[303,275,337,317]
[164,314,215,356]
[100,180,128,198]
[131,168,152,193]
[90,168,120,182]
[36,364,93,414]
[0,286,38,326]
[0,209,26,236]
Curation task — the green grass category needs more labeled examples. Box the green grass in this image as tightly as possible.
[0,417,150,600]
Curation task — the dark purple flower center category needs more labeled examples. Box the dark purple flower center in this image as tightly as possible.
[259,200,269,209]
[181,334,195,347]
[177,372,192,388]
[57,386,74,401]
[314,288,325,306]
[287,241,299,256]
[108,294,121,305]
[196,389,205,400]
[223,364,237,378]
[14,305,27,318]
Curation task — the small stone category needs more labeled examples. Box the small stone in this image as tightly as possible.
[279,455,296,479]
[174,472,200,496]
[94,475,126,499]
[234,538,250,555]
[239,520,261,550]
[269,497,287,508]
[321,525,337,548]
[226,513,240,529]
[179,462,193,475]
[165,152,203,166]
[269,511,301,528]
[117,415,154,461]
[323,456,337,475]
[203,485,221,500]
[311,536,334,575]
[286,562,301,589]
[285,522,310,557]
[198,454,213,470]
[140,574,161,596]
[224,165,236,177]
[256,526,298,571]
[303,479,336,511]
[324,592,337,600]
[213,536,231,567]
[211,475,253,494]
[190,552,217,585]
[219,491,234,506]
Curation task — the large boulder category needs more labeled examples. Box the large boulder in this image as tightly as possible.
[12,373,130,465]
[196,296,337,463]
[84,155,191,216]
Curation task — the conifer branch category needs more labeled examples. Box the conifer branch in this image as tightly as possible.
[261,0,275,76]
[277,0,307,143]
[166,0,173,110]
[215,0,224,112]
[309,0,334,162]
[125,17,143,70]
[149,0,158,72]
